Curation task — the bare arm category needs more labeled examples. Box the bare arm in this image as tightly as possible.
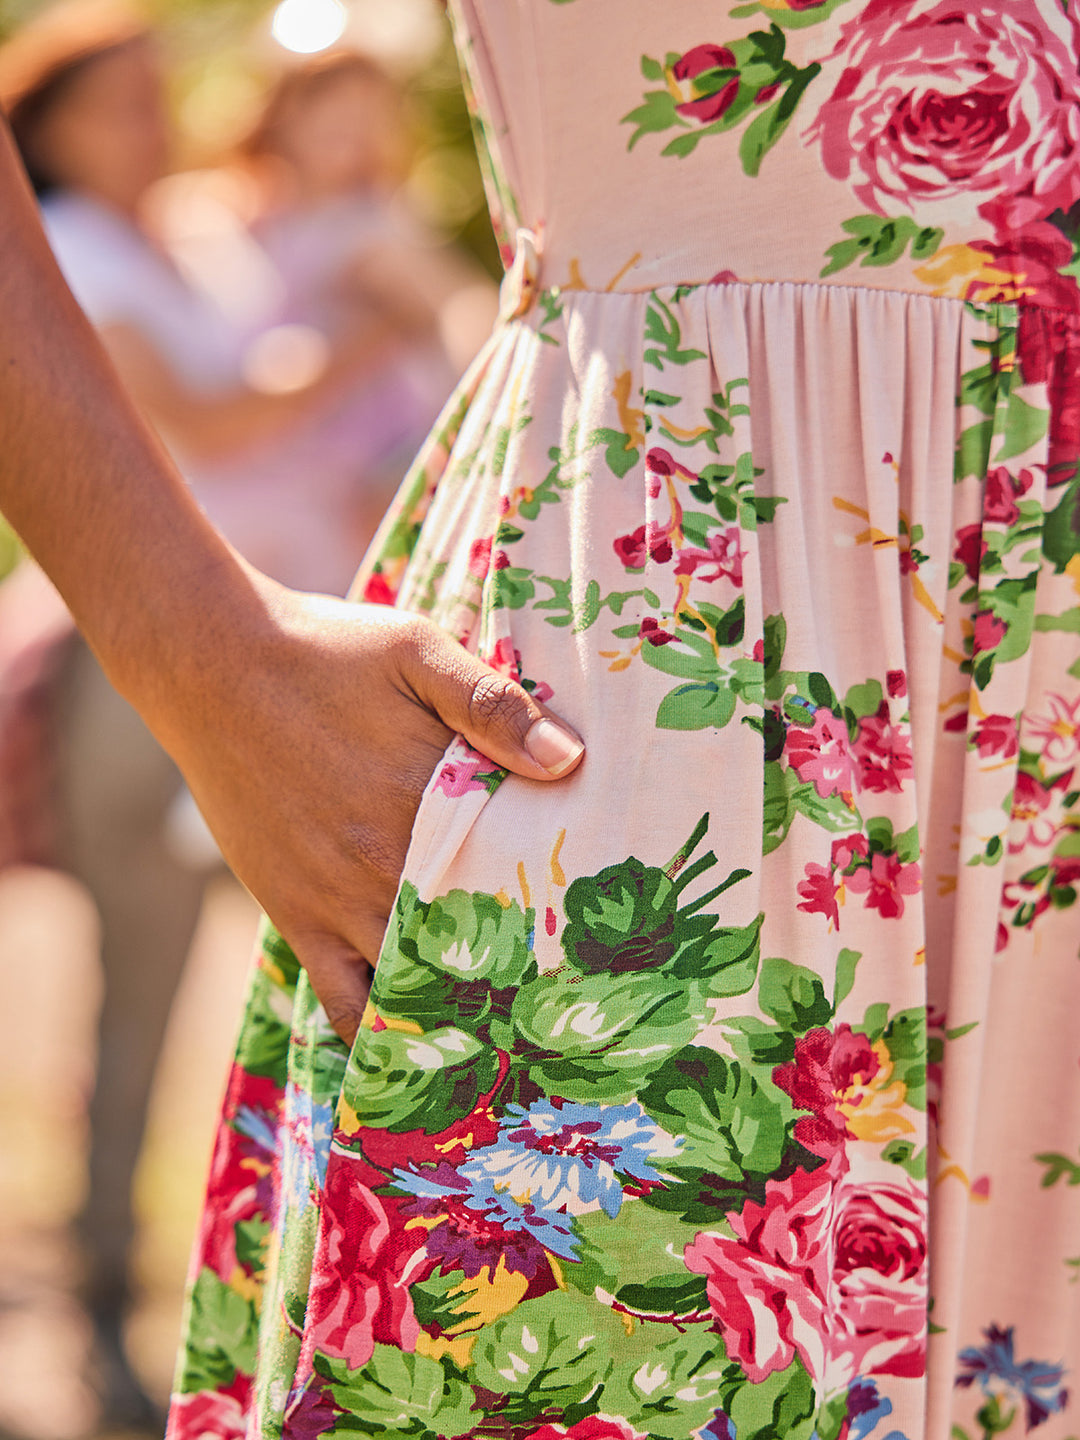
[0,122,583,1042]
[100,313,402,465]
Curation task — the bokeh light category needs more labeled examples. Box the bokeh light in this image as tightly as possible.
[271,0,348,55]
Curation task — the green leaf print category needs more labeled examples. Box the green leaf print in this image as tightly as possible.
[994,392,1050,462]
[317,1344,475,1436]
[644,292,707,369]
[1035,1149,1080,1187]
[562,858,679,973]
[347,1027,501,1134]
[656,679,738,730]
[1043,472,1080,573]
[820,215,943,278]
[513,970,709,1101]
[638,1045,788,1181]
[758,956,833,1033]
[601,1327,729,1439]
[723,1353,816,1440]
[174,1267,260,1395]
[469,1297,625,1420]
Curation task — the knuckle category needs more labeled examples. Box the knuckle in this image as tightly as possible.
[467,671,532,740]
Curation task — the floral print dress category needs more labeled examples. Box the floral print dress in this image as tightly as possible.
[167,3,1080,1439]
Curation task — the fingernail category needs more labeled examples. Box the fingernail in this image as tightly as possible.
[525,717,584,777]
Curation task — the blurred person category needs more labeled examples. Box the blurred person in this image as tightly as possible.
[0,3,428,1427]
[153,48,498,568]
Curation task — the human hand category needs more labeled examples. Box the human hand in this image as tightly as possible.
[143,569,584,1047]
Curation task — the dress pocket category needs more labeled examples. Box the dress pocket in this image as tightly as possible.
[373,731,507,970]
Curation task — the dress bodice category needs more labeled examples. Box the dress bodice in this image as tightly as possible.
[450,0,1080,310]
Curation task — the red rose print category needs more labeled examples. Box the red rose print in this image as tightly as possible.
[672,45,738,125]
[972,611,1007,655]
[773,1025,880,1157]
[953,524,986,584]
[639,617,679,646]
[525,1419,647,1440]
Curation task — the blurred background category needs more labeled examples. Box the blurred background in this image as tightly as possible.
[0,1,499,1434]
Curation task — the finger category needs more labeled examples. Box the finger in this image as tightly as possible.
[296,938,374,1048]
[403,625,585,782]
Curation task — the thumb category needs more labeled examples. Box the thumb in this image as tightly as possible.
[403,625,585,782]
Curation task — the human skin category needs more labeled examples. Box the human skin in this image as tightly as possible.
[0,120,584,1044]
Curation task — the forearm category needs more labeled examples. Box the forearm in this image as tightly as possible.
[0,121,259,706]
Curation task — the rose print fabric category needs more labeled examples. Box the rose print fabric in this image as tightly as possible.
[167,4,1080,1440]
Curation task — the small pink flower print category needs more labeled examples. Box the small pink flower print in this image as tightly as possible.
[832,832,870,870]
[953,525,987,584]
[645,447,679,479]
[493,549,511,571]
[887,670,907,698]
[1024,692,1080,765]
[674,527,746,586]
[671,45,739,125]
[485,636,519,677]
[468,535,493,578]
[639,617,679,647]
[1009,768,1074,851]
[972,713,1019,761]
[853,702,914,794]
[972,611,1007,655]
[685,1167,926,1386]
[433,756,489,798]
[797,862,840,929]
[846,851,922,919]
[808,0,1080,228]
[786,709,855,800]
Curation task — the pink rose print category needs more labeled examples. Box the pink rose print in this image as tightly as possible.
[785,709,855,800]
[433,755,490,798]
[846,850,921,919]
[852,702,914,794]
[685,1163,835,1384]
[672,45,739,125]
[684,1166,926,1386]
[886,670,907,699]
[674,527,746,586]
[808,0,1080,227]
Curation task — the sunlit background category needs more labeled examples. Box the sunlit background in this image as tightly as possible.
[0,1,497,1434]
